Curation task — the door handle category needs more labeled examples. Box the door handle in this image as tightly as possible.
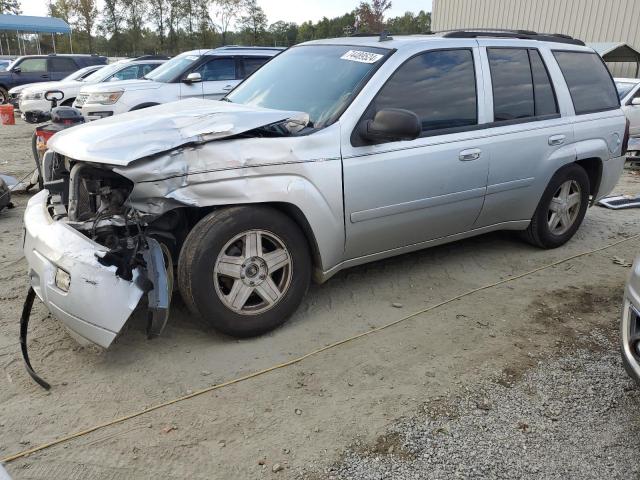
[40,74,49,79]
[222,84,233,91]
[459,148,481,161]
[548,134,565,146]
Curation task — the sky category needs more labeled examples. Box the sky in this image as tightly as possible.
[19,0,432,25]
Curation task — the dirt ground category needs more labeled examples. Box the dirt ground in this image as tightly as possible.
[1,118,640,479]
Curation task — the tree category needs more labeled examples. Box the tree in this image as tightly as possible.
[239,0,267,45]
[73,0,98,51]
[356,0,392,33]
[122,0,147,54]
[149,0,169,49]
[0,0,20,15]
[268,20,297,46]
[99,0,124,53]
[212,0,243,45]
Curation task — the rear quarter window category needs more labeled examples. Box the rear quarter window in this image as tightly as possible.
[553,51,619,115]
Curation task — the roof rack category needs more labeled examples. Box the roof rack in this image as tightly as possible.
[133,54,171,61]
[440,28,585,46]
[215,46,284,51]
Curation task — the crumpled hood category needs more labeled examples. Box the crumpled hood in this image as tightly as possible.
[47,98,309,166]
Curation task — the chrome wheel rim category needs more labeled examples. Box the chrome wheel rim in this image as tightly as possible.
[548,180,581,236]
[214,230,292,315]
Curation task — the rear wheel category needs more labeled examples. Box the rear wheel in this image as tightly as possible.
[524,164,589,248]
[178,206,311,337]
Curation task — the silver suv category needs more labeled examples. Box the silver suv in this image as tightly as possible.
[24,31,628,348]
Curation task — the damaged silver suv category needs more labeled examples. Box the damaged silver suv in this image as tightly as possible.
[24,31,628,349]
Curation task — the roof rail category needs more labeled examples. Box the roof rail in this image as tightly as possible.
[133,54,171,61]
[440,28,585,46]
[216,46,284,51]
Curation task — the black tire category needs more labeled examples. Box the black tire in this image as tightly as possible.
[0,87,7,104]
[130,103,159,111]
[524,163,590,249]
[178,206,311,337]
[61,98,75,107]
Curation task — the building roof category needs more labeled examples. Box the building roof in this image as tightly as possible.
[0,14,71,34]
[588,42,640,62]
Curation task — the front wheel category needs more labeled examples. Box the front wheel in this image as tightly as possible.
[524,164,590,249]
[178,206,311,337]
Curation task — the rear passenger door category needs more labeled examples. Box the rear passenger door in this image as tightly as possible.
[48,57,79,80]
[342,48,491,258]
[474,45,575,227]
[196,56,239,100]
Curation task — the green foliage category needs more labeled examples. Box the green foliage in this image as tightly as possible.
[16,0,431,56]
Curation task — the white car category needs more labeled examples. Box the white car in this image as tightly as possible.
[19,57,167,113]
[616,77,640,137]
[76,46,281,120]
[7,64,101,108]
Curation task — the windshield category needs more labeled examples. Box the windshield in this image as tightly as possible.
[144,52,201,83]
[226,45,389,127]
[616,81,638,100]
[83,62,132,82]
[63,66,95,81]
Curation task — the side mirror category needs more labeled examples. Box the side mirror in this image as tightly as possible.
[11,66,21,73]
[183,72,202,84]
[360,108,421,143]
[632,97,640,106]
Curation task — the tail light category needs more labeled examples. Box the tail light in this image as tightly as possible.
[622,117,630,156]
[34,128,56,152]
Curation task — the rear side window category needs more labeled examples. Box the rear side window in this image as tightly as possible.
[373,49,477,134]
[553,51,619,114]
[49,57,77,72]
[488,48,558,122]
[241,57,269,78]
[195,58,236,81]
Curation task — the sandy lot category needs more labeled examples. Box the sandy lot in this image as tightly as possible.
[1,118,640,479]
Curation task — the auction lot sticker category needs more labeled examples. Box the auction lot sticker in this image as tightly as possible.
[340,50,384,63]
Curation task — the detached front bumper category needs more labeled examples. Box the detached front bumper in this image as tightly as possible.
[621,256,640,383]
[23,190,145,348]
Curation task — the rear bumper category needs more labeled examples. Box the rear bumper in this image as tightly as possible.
[621,256,640,383]
[23,190,144,347]
[596,155,626,201]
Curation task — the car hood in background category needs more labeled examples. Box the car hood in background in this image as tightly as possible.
[47,98,309,166]
[9,81,58,95]
[22,79,83,94]
[81,78,164,94]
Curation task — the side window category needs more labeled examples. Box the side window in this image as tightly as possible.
[109,65,139,81]
[488,48,558,121]
[195,58,236,81]
[553,51,619,114]
[140,63,159,77]
[488,48,534,121]
[49,57,77,72]
[17,58,47,73]
[241,57,269,79]
[372,49,477,134]
[529,50,558,116]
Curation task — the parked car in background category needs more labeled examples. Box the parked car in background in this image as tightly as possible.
[75,46,281,120]
[616,78,640,137]
[24,31,628,348]
[0,54,107,104]
[621,255,640,384]
[7,64,103,109]
[18,57,167,113]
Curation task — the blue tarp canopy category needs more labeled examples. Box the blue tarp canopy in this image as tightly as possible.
[0,14,71,34]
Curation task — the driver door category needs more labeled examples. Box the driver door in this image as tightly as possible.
[12,57,48,86]
[197,56,239,100]
[342,48,490,259]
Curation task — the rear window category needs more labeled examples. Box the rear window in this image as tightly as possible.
[553,51,619,114]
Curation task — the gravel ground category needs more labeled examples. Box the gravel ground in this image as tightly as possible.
[330,324,640,480]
